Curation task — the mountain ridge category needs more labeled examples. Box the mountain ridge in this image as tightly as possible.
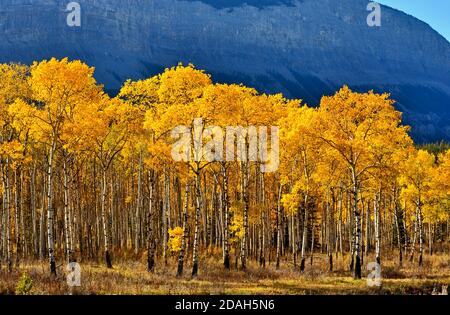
[0,0,449,141]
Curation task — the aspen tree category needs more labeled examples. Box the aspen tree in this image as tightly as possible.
[28,58,102,275]
[316,86,410,279]
[400,150,436,266]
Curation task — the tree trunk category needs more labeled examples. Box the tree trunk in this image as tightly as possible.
[338,188,343,258]
[310,208,315,267]
[365,200,370,260]
[14,168,21,267]
[394,202,403,266]
[375,192,381,265]
[240,162,249,271]
[135,153,143,255]
[352,169,362,279]
[162,169,169,266]
[428,223,433,256]
[300,194,309,273]
[222,164,230,270]
[276,184,282,270]
[349,192,355,272]
[30,164,38,258]
[417,201,424,267]
[327,193,334,272]
[410,215,417,262]
[2,158,12,272]
[39,186,46,261]
[177,181,190,277]
[259,209,266,267]
[101,168,112,268]
[63,158,73,263]
[191,167,201,277]
[47,142,57,276]
[147,170,156,272]
[292,213,296,268]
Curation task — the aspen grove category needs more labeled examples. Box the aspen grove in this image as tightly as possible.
[0,59,449,280]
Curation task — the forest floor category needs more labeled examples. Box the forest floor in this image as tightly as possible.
[0,250,449,295]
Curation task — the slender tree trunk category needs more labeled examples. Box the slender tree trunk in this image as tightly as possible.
[352,169,362,279]
[428,223,433,256]
[241,162,249,271]
[393,193,403,267]
[338,188,343,258]
[292,213,296,268]
[349,193,355,271]
[276,184,282,270]
[327,193,334,272]
[261,174,266,268]
[259,209,265,267]
[300,194,309,273]
[0,183,3,270]
[403,200,409,257]
[203,174,208,248]
[177,181,190,277]
[222,164,230,270]
[0,163,4,270]
[101,168,112,268]
[417,200,424,267]
[39,178,46,261]
[210,178,216,250]
[410,215,418,262]
[63,158,73,263]
[47,141,57,276]
[162,169,169,266]
[310,208,315,266]
[135,153,143,255]
[19,171,25,260]
[14,168,21,267]
[147,170,156,272]
[192,167,201,277]
[365,200,370,260]
[30,164,38,258]
[375,192,381,265]
[2,159,12,272]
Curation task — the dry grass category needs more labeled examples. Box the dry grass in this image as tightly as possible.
[0,251,449,295]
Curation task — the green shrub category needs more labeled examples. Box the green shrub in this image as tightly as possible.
[15,273,33,295]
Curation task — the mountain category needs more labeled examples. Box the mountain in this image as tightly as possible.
[0,0,449,141]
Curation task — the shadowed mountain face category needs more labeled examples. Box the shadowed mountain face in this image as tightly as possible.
[0,0,449,141]
[179,0,297,9]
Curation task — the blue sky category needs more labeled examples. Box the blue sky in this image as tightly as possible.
[378,0,450,42]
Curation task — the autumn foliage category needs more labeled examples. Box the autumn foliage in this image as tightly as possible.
[0,59,448,281]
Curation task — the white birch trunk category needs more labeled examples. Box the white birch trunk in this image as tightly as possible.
[47,141,57,275]
[101,168,112,268]
[191,167,201,277]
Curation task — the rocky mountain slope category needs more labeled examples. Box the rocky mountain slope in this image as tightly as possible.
[0,0,449,141]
